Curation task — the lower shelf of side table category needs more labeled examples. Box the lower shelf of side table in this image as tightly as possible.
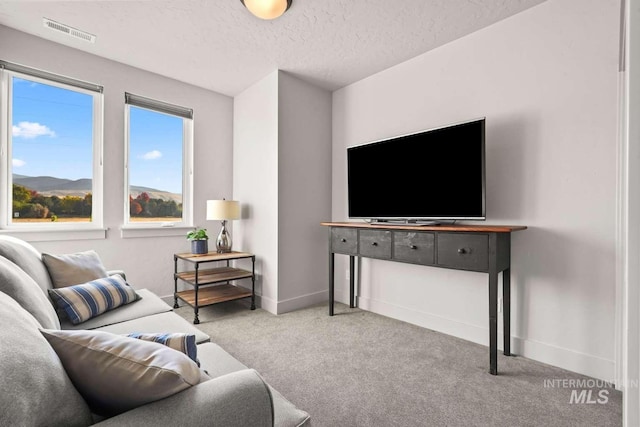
[176,284,253,308]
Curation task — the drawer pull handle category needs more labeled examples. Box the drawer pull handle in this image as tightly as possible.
[409,245,417,250]
[341,238,346,243]
[458,248,468,255]
[371,242,378,246]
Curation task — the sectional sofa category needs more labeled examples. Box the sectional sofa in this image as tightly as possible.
[0,235,310,426]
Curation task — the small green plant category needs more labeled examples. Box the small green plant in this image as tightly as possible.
[186,227,208,241]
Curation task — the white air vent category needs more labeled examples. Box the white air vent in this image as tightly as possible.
[43,18,96,43]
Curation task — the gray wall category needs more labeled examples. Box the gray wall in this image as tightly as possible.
[234,70,331,314]
[278,71,332,310]
[0,24,234,298]
[233,70,280,311]
[331,0,619,381]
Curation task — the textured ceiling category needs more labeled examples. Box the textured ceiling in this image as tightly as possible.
[0,0,547,96]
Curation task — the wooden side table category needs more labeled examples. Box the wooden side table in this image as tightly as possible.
[173,251,256,324]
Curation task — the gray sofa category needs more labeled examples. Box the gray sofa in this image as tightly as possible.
[0,235,310,427]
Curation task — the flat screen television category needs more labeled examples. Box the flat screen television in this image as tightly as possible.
[347,117,486,223]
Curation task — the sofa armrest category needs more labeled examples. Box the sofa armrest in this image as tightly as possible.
[107,270,126,281]
[94,369,274,427]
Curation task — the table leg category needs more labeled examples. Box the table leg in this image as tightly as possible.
[193,263,200,325]
[503,268,511,356]
[250,256,256,310]
[173,255,179,309]
[356,256,361,308]
[349,256,355,308]
[329,252,335,316]
[489,270,498,375]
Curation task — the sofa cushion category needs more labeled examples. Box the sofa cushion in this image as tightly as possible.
[197,342,249,376]
[60,288,172,330]
[48,275,141,325]
[92,369,274,427]
[41,328,208,417]
[0,255,60,329]
[127,332,199,366]
[43,249,109,288]
[197,342,311,427]
[94,311,210,344]
[0,235,54,292]
[0,291,92,427]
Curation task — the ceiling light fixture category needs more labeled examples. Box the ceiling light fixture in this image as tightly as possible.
[240,0,292,20]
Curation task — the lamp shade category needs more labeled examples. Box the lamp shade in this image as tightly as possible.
[206,200,240,221]
[241,0,291,20]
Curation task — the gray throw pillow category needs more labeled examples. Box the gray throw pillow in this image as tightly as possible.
[0,255,60,329]
[0,291,92,427]
[0,235,54,292]
[41,329,209,417]
[42,249,109,288]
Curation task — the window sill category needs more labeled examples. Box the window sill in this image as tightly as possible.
[120,225,193,239]
[0,228,107,242]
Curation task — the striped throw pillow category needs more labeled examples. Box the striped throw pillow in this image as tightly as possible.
[127,332,199,366]
[48,275,140,325]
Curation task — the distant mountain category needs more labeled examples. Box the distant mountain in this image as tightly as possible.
[14,175,92,192]
[12,174,182,203]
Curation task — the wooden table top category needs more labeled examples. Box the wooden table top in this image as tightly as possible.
[321,221,527,233]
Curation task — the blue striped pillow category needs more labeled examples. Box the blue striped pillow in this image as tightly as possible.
[48,276,140,325]
[127,332,199,366]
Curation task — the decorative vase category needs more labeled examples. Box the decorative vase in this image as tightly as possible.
[191,240,208,255]
[216,220,232,253]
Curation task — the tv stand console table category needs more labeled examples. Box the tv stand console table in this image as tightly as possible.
[321,222,527,375]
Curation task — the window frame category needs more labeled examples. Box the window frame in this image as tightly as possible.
[123,93,193,230]
[0,63,104,233]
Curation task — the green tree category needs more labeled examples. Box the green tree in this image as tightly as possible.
[59,196,83,215]
[12,184,32,218]
[12,184,31,204]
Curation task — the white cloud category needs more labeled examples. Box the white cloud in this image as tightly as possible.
[141,150,162,160]
[12,159,25,168]
[12,121,56,139]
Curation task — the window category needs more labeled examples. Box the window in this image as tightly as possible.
[0,61,103,229]
[124,93,193,227]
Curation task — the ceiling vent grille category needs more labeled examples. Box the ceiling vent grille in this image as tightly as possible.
[42,18,96,43]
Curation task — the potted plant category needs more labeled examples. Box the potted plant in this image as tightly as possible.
[186,227,209,254]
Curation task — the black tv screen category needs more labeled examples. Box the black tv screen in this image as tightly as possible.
[347,118,486,221]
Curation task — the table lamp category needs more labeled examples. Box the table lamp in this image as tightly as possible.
[206,199,241,253]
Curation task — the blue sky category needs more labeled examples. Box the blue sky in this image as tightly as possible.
[11,77,183,194]
[129,106,183,194]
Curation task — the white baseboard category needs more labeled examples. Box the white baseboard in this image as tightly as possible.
[275,289,328,314]
[255,294,276,315]
[223,289,327,314]
[511,336,615,383]
[234,286,328,315]
[162,287,327,316]
[165,289,614,381]
[346,294,614,382]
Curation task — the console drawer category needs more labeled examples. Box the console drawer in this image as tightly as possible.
[437,233,488,272]
[359,230,391,259]
[331,228,358,255]
[393,232,434,265]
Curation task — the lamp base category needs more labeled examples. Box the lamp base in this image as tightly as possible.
[216,220,233,253]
